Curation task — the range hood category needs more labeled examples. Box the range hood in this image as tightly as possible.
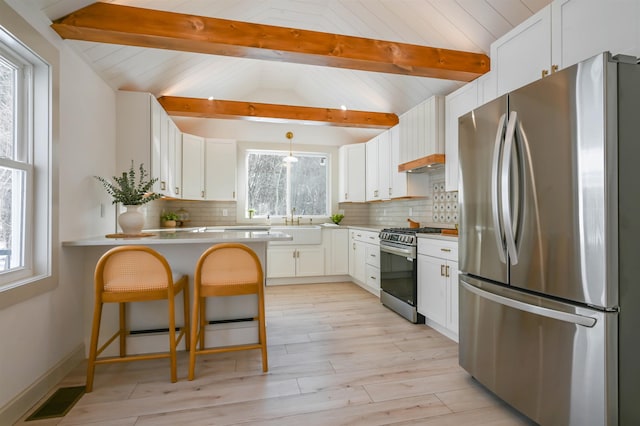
[398,154,445,173]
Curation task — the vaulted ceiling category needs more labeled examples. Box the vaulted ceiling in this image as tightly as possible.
[29,0,551,141]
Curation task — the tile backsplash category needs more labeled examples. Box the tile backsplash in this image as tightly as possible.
[141,170,457,229]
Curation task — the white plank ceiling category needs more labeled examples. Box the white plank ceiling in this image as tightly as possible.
[29,0,551,139]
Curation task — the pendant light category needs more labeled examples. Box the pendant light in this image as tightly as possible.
[283,131,298,163]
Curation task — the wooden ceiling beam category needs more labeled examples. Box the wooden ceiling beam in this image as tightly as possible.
[157,96,398,129]
[51,3,489,82]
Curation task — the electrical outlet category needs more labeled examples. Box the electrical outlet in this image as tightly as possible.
[222,209,228,217]
[409,207,413,216]
[100,203,105,218]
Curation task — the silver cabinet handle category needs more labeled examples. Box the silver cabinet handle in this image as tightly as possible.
[445,265,450,278]
[440,264,445,276]
[440,248,451,252]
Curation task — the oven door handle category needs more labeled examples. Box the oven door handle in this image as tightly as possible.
[380,243,415,259]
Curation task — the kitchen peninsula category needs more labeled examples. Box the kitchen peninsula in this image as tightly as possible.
[62,228,292,357]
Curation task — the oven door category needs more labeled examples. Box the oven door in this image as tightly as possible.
[379,243,417,306]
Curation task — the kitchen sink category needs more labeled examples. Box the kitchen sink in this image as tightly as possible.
[269,225,322,245]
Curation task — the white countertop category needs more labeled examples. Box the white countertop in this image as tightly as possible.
[62,228,292,247]
[417,233,458,241]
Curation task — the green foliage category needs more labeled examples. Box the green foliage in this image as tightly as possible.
[95,162,161,205]
[331,213,344,224]
[161,211,179,221]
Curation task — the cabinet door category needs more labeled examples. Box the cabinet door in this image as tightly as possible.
[296,246,325,277]
[150,98,163,194]
[267,247,297,278]
[171,121,182,198]
[445,82,478,192]
[365,136,380,201]
[447,261,459,336]
[351,240,366,283]
[417,254,446,326]
[346,144,366,202]
[328,229,349,275]
[377,130,391,200]
[205,138,237,201]
[338,145,348,203]
[181,133,205,200]
[552,0,640,70]
[491,5,552,96]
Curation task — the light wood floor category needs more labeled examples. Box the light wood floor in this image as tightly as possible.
[17,282,534,425]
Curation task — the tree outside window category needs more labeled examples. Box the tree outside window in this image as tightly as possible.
[246,150,329,217]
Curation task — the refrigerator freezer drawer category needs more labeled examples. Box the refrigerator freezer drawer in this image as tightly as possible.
[459,276,617,426]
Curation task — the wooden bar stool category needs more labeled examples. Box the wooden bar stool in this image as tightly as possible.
[189,243,267,380]
[86,245,190,392]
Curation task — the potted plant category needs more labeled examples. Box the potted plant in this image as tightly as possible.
[95,161,162,234]
[248,208,256,219]
[330,213,344,225]
[161,211,179,228]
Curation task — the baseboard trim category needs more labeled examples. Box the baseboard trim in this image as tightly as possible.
[0,343,85,425]
[266,275,351,285]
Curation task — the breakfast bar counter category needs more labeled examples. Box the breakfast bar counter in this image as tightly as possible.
[63,229,292,357]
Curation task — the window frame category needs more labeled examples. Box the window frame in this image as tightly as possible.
[237,142,337,224]
[245,148,331,219]
[0,18,58,308]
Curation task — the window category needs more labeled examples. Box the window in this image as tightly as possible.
[246,150,329,217]
[0,24,54,301]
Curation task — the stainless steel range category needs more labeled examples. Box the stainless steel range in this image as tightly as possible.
[379,227,441,323]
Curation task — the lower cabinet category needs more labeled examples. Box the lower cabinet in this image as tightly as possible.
[324,228,349,275]
[267,246,325,278]
[349,229,380,295]
[417,238,459,341]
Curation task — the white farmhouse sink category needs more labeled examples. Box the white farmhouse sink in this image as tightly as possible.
[269,225,322,245]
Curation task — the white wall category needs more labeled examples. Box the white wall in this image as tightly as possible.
[0,1,117,422]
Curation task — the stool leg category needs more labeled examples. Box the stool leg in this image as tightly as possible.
[86,299,103,393]
[167,290,178,383]
[188,288,200,381]
[119,303,127,357]
[258,297,268,372]
[182,283,190,352]
[199,297,207,349]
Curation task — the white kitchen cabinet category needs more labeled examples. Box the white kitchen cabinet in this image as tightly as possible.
[181,133,205,200]
[417,237,458,342]
[492,0,640,98]
[205,138,237,201]
[444,82,479,192]
[338,143,366,203]
[116,91,178,196]
[491,5,552,97]
[167,119,182,198]
[267,246,325,278]
[398,95,444,165]
[349,229,380,295]
[365,131,391,202]
[324,228,349,275]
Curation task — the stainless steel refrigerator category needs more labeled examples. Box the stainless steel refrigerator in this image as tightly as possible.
[458,52,640,426]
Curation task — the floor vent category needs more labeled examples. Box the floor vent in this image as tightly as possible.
[26,385,85,421]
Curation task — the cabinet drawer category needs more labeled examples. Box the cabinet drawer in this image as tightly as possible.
[365,243,380,268]
[365,264,380,290]
[417,238,458,261]
[352,229,379,244]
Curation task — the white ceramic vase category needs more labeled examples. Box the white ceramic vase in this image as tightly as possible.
[118,205,145,234]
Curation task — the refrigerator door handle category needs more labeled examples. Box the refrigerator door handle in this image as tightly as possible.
[491,113,508,264]
[460,280,597,327]
[501,111,519,265]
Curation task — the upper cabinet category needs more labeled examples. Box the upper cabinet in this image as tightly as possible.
[181,133,205,200]
[491,0,640,98]
[339,143,366,203]
[444,82,479,192]
[365,131,391,202]
[398,95,445,165]
[205,138,237,201]
[116,90,180,198]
